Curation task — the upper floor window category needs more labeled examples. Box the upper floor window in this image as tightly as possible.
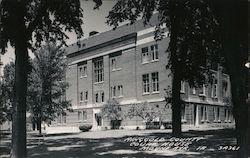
[84,91,88,102]
[211,78,218,98]
[94,59,104,83]
[180,81,185,93]
[152,72,159,92]
[142,47,150,63]
[80,92,83,102]
[199,84,206,96]
[95,91,104,103]
[142,74,150,93]
[79,65,87,78]
[118,85,123,97]
[222,81,228,97]
[111,85,123,98]
[111,58,117,70]
[151,44,158,61]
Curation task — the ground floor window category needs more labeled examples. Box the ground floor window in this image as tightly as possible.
[78,111,87,121]
[213,107,221,122]
[224,108,231,123]
[181,105,186,121]
[57,113,66,124]
[201,106,209,122]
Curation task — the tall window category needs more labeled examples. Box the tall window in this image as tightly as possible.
[118,85,123,97]
[83,111,87,121]
[95,93,99,103]
[142,74,150,93]
[84,91,88,102]
[111,58,116,70]
[111,86,116,98]
[142,47,150,63]
[181,105,186,121]
[212,78,217,98]
[199,84,206,96]
[101,91,104,103]
[94,59,104,83]
[152,72,159,92]
[79,65,87,78]
[180,81,185,93]
[213,107,221,122]
[192,88,196,95]
[95,91,104,103]
[222,81,228,97]
[151,44,158,61]
[201,106,208,122]
[80,92,83,102]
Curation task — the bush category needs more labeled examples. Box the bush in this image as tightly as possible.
[146,122,160,129]
[79,124,92,132]
[162,121,172,129]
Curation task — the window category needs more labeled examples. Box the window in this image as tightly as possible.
[85,91,88,102]
[79,65,87,78]
[62,113,66,124]
[95,91,104,103]
[111,58,116,70]
[78,111,87,121]
[95,93,99,103]
[192,88,196,95]
[101,91,104,103]
[222,81,228,97]
[57,113,66,124]
[212,78,218,98]
[80,92,83,102]
[201,106,208,122]
[142,74,150,93]
[199,84,206,96]
[111,86,116,98]
[151,44,158,61]
[180,81,185,93]
[83,111,87,121]
[142,47,150,63]
[94,59,104,83]
[152,72,159,92]
[213,107,221,122]
[118,85,123,97]
[181,105,186,121]
[224,108,231,122]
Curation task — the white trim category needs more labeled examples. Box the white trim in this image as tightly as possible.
[136,32,169,46]
[69,43,136,65]
[137,27,156,36]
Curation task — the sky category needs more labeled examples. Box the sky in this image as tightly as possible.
[1,0,116,67]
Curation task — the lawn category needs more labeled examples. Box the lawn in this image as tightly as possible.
[0,128,239,158]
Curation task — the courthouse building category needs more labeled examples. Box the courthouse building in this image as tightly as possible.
[52,15,233,130]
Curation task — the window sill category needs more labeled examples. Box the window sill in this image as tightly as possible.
[94,81,104,85]
[111,68,122,72]
[142,92,150,96]
[152,91,160,94]
[180,91,185,94]
[181,120,187,123]
[142,60,159,65]
[80,75,87,79]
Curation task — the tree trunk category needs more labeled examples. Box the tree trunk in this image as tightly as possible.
[11,33,28,158]
[10,2,28,158]
[37,116,42,135]
[212,1,248,157]
[171,69,182,137]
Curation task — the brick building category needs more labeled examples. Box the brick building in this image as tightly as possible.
[52,15,233,130]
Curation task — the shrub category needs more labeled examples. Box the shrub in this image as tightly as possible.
[162,121,172,129]
[79,124,92,132]
[146,122,160,129]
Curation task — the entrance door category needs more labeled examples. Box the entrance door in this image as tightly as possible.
[95,114,102,126]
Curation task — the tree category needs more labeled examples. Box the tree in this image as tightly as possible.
[27,42,71,135]
[104,0,219,136]
[126,102,160,129]
[209,1,248,157]
[0,1,83,157]
[0,62,15,124]
[100,99,123,129]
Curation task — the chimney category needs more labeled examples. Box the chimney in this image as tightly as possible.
[89,31,99,37]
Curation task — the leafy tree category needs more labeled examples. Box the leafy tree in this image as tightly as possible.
[126,102,160,128]
[0,62,15,124]
[209,1,248,157]
[0,0,83,157]
[100,99,123,129]
[27,42,71,135]
[103,0,219,136]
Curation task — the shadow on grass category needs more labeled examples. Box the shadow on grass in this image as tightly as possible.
[1,129,238,158]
